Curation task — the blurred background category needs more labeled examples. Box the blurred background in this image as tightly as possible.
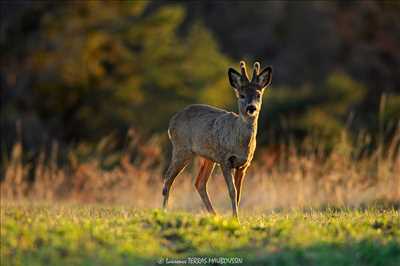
[1,1,399,209]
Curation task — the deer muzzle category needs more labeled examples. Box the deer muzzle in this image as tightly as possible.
[246,105,257,115]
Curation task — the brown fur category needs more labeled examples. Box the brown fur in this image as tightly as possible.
[162,61,273,219]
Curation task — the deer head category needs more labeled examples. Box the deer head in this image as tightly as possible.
[228,61,272,119]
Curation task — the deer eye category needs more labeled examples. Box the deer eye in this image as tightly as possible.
[239,94,245,99]
[256,93,261,99]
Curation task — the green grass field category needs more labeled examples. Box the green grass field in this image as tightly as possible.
[1,204,399,266]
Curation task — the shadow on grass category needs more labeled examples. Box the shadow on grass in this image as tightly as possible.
[4,240,399,266]
[265,200,400,215]
[237,240,400,266]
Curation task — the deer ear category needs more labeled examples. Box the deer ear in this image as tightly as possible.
[228,68,242,89]
[257,66,272,88]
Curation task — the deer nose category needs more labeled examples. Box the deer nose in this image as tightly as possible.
[246,105,257,115]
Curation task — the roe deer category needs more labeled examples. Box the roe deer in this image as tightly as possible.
[162,61,272,219]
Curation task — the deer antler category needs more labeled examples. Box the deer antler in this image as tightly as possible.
[251,61,260,83]
[239,61,249,82]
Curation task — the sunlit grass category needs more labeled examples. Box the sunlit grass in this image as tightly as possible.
[1,203,399,266]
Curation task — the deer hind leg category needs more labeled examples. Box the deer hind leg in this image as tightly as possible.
[162,149,192,209]
[234,167,247,207]
[194,158,216,214]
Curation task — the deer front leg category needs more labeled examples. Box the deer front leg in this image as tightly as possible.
[221,164,238,219]
[195,159,216,214]
[234,166,247,207]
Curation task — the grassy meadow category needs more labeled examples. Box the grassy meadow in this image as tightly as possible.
[1,130,399,266]
[0,130,399,266]
[1,204,399,266]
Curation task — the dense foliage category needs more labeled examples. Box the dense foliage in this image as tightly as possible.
[1,1,399,153]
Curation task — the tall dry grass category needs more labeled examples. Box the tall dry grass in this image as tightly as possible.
[1,127,399,212]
